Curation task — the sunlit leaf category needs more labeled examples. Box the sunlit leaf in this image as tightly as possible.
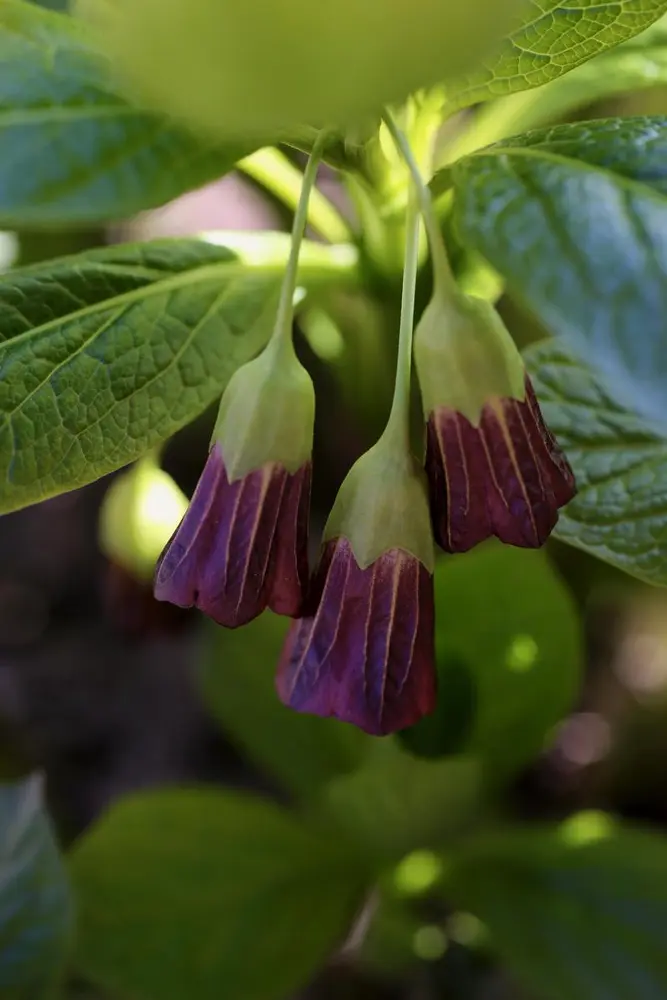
[447,0,667,112]
[0,234,354,513]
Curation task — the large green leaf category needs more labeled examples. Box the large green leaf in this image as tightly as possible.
[69,787,368,1000]
[446,0,667,112]
[0,233,355,514]
[448,814,667,1000]
[404,544,582,781]
[526,339,667,585]
[0,774,73,994]
[201,613,369,800]
[451,118,667,437]
[0,1,251,224]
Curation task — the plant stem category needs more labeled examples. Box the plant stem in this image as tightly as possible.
[269,131,331,359]
[383,196,421,454]
[238,147,350,244]
[382,109,458,301]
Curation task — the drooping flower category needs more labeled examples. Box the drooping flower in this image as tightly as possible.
[154,340,313,627]
[276,439,437,735]
[414,290,576,553]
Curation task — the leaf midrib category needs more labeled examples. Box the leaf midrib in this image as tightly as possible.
[0,259,283,354]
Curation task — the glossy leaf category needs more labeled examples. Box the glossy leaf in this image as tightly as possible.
[448,815,667,1000]
[405,544,582,781]
[451,118,667,436]
[0,1,251,224]
[201,614,369,800]
[526,340,667,585]
[69,787,368,1000]
[446,0,667,112]
[324,742,480,863]
[0,774,73,994]
[491,116,667,192]
[0,234,354,514]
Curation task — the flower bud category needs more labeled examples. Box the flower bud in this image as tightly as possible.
[99,460,191,636]
[276,438,436,735]
[414,291,576,552]
[154,342,314,627]
[100,460,188,582]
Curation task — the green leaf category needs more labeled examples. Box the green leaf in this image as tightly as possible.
[324,742,480,863]
[69,787,368,1000]
[0,233,355,513]
[446,0,667,113]
[0,1,252,224]
[451,119,667,436]
[488,116,667,192]
[201,613,369,800]
[526,339,667,586]
[405,544,582,782]
[448,813,667,1000]
[0,774,73,994]
[465,15,667,145]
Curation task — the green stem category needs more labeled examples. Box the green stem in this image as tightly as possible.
[383,197,421,454]
[382,109,458,301]
[268,131,331,359]
[238,146,351,244]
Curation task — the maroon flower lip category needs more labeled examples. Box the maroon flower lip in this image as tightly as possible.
[154,443,311,628]
[426,376,576,553]
[276,537,436,736]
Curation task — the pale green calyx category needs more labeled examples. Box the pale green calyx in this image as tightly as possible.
[323,436,435,572]
[414,290,526,425]
[99,458,188,582]
[213,339,315,481]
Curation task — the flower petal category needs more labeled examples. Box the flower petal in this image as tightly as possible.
[427,376,576,553]
[154,445,310,626]
[277,539,436,735]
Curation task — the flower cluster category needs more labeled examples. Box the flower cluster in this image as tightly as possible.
[154,286,575,735]
[152,123,575,736]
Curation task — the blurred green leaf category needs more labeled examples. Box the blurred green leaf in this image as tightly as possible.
[90,0,523,146]
[400,654,477,760]
[0,234,353,514]
[451,117,667,438]
[0,1,252,224]
[69,787,369,1000]
[201,613,369,800]
[448,814,667,1000]
[526,339,667,585]
[419,543,582,781]
[0,774,73,995]
[446,0,667,113]
[323,741,480,863]
[29,0,69,9]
